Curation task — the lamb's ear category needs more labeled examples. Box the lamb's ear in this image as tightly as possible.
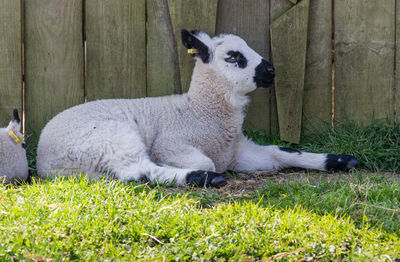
[181,29,212,63]
[7,109,21,133]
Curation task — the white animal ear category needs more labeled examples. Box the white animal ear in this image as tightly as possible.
[181,29,213,63]
[7,109,21,134]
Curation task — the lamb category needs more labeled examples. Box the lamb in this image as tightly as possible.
[0,109,29,184]
[36,29,358,187]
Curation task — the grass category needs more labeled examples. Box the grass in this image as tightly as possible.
[0,121,398,260]
[1,177,399,261]
[256,171,400,235]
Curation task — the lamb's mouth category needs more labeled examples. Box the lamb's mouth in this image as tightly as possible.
[256,79,274,88]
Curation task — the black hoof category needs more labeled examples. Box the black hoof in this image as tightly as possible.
[326,154,359,171]
[186,170,227,188]
[210,176,227,188]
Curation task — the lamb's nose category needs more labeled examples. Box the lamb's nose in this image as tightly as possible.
[266,66,275,77]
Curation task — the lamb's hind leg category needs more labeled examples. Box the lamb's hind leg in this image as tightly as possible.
[230,136,359,172]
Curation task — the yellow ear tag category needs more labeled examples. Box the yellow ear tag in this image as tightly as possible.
[8,130,22,144]
[188,49,199,54]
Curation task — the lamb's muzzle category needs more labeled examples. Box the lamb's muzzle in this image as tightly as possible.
[254,59,275,88]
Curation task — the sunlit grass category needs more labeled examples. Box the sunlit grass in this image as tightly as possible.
[1,177,399,261]
[6,121,398,260]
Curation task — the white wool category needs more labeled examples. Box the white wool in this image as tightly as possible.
[0,112,28,183]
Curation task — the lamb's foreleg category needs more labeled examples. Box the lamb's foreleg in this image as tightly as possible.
[82,125,226,187]
[115,160,226,188]
[230,136,358,172]
[154,144,216,171]
[150,144,226,187]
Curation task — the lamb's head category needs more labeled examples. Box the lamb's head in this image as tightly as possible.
[5,109,24,148]
[0,109,28,184]
[182,29,275,96]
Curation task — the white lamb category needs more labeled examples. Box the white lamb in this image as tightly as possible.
[37,30,358,187]
[0,109,29,183]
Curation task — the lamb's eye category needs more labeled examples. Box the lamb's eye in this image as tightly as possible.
[224,51,247,68]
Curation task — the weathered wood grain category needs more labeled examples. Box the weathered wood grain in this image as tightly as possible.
[86,0,146,100]
[147,0,182,97]
[270,0,294,22]
[271,0,310,143]
[216,0,271,132]
[269,0,294,135]
[0,0,22,127]
[168,0,218,93]
[302,0,332,134]
[24,0,84,134]
[334,0,395,125]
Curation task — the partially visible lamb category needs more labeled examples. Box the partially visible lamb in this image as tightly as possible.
[0,109,29,183]
[36,29,358,187]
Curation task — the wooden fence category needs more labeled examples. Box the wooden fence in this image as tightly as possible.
[0,0,398,143]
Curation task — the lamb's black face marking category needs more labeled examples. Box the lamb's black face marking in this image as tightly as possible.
[181,29,210,63]
[279,147,301,154]
[190,30,201,35]
[254,59,275,88]
[325,154,359,171]
[186,170,227,188]
[225,51,248,68]
[12,109,20,123]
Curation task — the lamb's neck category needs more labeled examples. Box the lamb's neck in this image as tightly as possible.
[187,64,249,121]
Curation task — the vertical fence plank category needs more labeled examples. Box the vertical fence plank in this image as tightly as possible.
[269,0,294,135]
[147,0,181,97]
[0,0,21,126]
[271,0,310,144]
[25,0,84,134]
[86,0,146,100]
[334,0,395,125]
[168,0,218,93]
[216,0,271,132]
[302,0,332,134]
